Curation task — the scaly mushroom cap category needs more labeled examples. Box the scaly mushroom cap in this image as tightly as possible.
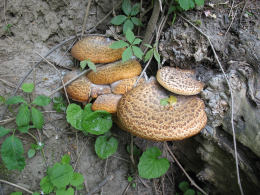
[92,94,122,113]
[63,70,91,102]
[71,36,125,63]
[117,78,207,141]
[156,66,204,95]
[111,76,144,94]
[87,59,142,85]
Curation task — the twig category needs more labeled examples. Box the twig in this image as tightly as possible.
[73,143,85,171]
[239,0,249,25]
[228,0,235,17]
[137,175,150,188]
[0,36,77,121]
[100,157,109,195]
[130,134,135,165]
[86,175,114,195]
[0,117,15,125]
[179,14,244,195]
[81,0,93,38]
[35,52,70,104]
[48,64,101,97]
[0,79,16,88]
[0,179,33,194]
[153,179,159,195]
[165,143,207,195]
[224,7,238,37]
[122,182,131,195]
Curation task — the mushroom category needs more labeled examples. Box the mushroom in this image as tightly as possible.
[92,94,122,114]
[117,78,207,141]
[87,59,142,85]
[156,66,204,95]
[71,36,125,63]
[111,76,144,95]
[63,70,111,102]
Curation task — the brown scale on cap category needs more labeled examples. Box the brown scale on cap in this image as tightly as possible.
[156,66,204,95]
[92,94,122,113]
[71,36,125,63]
[87,59,142,85]
[111,76,145,94]
[117,78,207,141]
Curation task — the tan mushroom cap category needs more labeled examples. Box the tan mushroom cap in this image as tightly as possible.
[92,94,122,113]
[156,66,204,95]
[111,76,144,94]
[117,78,207,141]
[87,59,142,85]
[71,36,125,63]
[63,70,91,102]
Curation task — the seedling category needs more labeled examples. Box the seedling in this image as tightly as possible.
[110,0,142,34]
[144,43,160,64]
[110,29,143,62]
[80,59,96,72]
[176,181,203,195]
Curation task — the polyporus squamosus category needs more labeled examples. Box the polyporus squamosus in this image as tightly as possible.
[117,78,207,141]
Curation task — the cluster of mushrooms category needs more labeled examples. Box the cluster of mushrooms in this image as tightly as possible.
[63,36,207,141]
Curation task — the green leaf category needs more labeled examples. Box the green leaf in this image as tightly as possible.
[16,104,30,127]
[178,0,195,10]
[131,17,142,26]
[154,49,160,64]
[18,126,30,133]
[132,38,142,45]
[0,126,11,137]
[40,176,54,194]
[138,147,170,179]
[66,103,83,130]
[125,29,135,43]
[110,40,129,49]
[111,15,127,25]
[61,154,71,164]
[48,163,74,188]
[56,187,74,195]
[184,189,196,195]
[123,19,134,34]
[32,193,40,195]
[122,47,133,62]
[122,0,131,15]
[53,97,66,113]
[31,107,44,129]
[5,96,26,105]
[1,135,25,170]
[144,49,153,62]
[80,60,88,70]
[21,83,34,93]
[95,135,118,159]
[195,0,204,6]
[32,95,51,106]
[81,110,112,135]
[160,98,169,106]
[179,181,190,192]
[130,3,140,16]
[10,192,22,195]
[87,60,96,72]
[84,103,93,114]
[144,44,152,49]
[70,172,84,187]
[28,148,36,158]
[132,46,144,60]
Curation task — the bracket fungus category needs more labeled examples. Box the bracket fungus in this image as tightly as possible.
[156,66,204,95]
[86,59,142,85]
[117,78,207,141]
[92,94,122,114]
[71,36,125,63]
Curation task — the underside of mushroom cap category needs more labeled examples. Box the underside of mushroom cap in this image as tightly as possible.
[92,94,122,113]
[87,59,142,85]
[117,78,207,141]
[71,36,125,63]
[156,66,204,95]
[63,70,91,102]
[111,76,144,94]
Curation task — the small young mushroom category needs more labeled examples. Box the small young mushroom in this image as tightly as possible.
[86,59,142,85]
[156,66,204,95]
[117,78,207,141]
[71,36,125,63]
[110,76,144,94]
[92,94,122,114]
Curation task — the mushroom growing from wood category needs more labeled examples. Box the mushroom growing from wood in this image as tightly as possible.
[117,77,207,141]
